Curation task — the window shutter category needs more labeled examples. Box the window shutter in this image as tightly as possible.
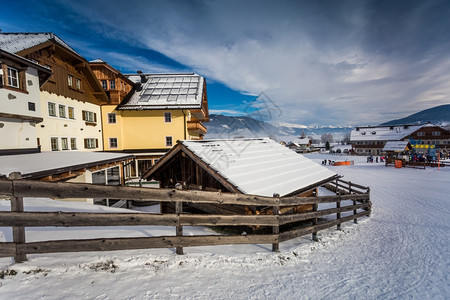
[82,110,86,121]
[95,139,99,148]
[94,113,97,122]
[84,139,88,149]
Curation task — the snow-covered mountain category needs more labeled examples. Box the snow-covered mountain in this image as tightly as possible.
[204,114,352,142]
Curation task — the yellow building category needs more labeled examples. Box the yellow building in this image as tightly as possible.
[90,61,209,177]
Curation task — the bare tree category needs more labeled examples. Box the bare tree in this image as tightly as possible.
[321,133,334,144]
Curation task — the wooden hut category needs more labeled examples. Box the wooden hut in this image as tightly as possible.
[142,138,339,215]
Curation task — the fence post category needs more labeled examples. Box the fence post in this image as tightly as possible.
[175,201,184,255]
[272,205,280,252]
[9,172,27,263]
[312,203,319,241]
[336,200,341,230]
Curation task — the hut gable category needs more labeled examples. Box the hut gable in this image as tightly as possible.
[143,138,338,197]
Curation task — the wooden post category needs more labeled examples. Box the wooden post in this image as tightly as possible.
[336,200,341,230]
[272,205,280,252]
[312,203,319,241]
[175,201,183,255]
[9,172,27,263]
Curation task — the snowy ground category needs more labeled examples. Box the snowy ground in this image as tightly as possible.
[0,154,449,299]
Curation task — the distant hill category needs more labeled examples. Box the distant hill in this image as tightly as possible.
[204,114,351,142]
[381,104,450,126]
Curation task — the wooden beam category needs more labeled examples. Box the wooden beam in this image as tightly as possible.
[0,112,43,123]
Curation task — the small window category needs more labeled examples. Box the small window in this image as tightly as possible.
[7,67,19,88]
[432,131,441,136]
[76,78,81,89]
[84,138,98,149]
[108,113,116,124]
[109,138,118,148]
[82,110,96,123]
[51,137,59,151]
[28,102,36,111]
[101,80,107,89]
[110,80,115,89]
[48,102,56,117]
[70,138,77,150]
[68,107,75,119]
[61,138,69,150]
[417,132,426,137]
[165,136,173,147]
[68,75,73,87]
[164,112,172,123]
[59,105,66,118]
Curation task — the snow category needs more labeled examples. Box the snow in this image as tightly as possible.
[0,154,449,299]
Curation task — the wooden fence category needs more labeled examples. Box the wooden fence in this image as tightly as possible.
[0,178,371,263]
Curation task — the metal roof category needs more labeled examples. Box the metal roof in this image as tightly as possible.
[0,33,81,57]
[350,124,424,142]
[119,73,204,110]
[182,138,337,197]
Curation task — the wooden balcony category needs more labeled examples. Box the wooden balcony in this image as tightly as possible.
[187,121,207,134]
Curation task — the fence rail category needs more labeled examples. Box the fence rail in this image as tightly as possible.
[0,178,371,263]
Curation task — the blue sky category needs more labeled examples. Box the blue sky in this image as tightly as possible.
[1,0,449,126]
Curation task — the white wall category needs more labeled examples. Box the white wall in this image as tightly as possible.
[36,91,103,152]
[0,67,42,149]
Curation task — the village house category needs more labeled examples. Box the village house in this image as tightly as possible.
[287,137,312,152]
[94,71,209,177]
[0,32,108,152]
[0,48,51,155]
[142,138,338,215]
[350,123,450,155]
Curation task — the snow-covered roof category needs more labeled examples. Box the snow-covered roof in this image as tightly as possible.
[181,138,337,197]
[382,141,411,152]
[290,137,311,146]
[89,58,105,63]
[0,32,81,57]
[0,152,133,179]
[350,124,424,141]
[118,73,204,110]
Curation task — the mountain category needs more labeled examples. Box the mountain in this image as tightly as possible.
[381,104,450,126]
[204,114,351,142]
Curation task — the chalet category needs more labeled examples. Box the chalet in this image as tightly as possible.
[142,138,338,214]
[0,49,51,154]
[350,123,450,155]
[0,32,108,152]
[287,137,312,152]
[95,72,209,177]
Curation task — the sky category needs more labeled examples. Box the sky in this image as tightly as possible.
[1,0,449,126]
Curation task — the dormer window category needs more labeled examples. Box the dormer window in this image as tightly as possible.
[372,131,376,135]
[361,131,366,135]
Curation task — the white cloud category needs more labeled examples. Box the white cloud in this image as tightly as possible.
[58,0,450,125]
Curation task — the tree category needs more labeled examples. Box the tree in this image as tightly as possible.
[342,133,351,145]
[300,130,306,138]
[325,141,330,150]
[321,133,334,144]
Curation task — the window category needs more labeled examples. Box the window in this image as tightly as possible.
[28,102,35,111]
[110,80,115,89]
[68,75,73,87]
[68,107,75,119]
[76,78,81,89]
[84,138,98,149]
[417,132,425,137]
[51,137,58,151]
[61,138,69,150]
[48,102,56,117]
[109,138,118,148]
[164,112,172,123]
[70,138,77,150]
[82,110,97,123]
[432,131,441,136]
[165,136,173,147]
[59,105,66,118]
[101,80,107,89]
[7,67,19,88]
[108,113,116,124]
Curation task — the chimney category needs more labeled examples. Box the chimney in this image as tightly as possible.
[137,70,147,83]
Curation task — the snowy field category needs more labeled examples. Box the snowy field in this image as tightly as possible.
[0,154,449,299]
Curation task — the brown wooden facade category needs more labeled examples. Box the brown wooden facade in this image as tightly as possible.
[16,41,108,105]
[89,60,134,105]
